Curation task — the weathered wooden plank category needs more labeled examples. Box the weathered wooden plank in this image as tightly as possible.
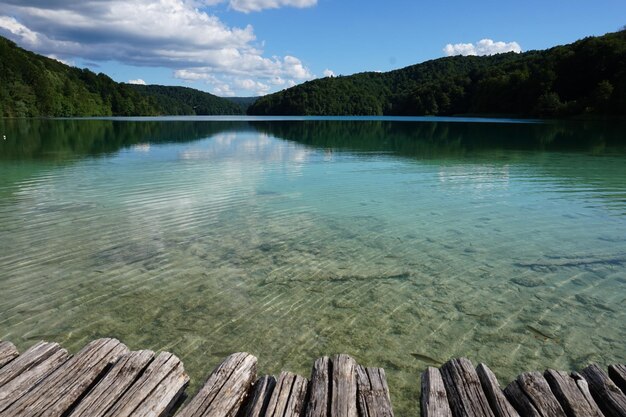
[0,338,128,417]
[131,358,189,417]
[68,350,155,417]
[242,375,277,417]
[581,364,626,417]
[306,357,330,417]
[571,372,602,414]
[0,341,65,388]
[284,374,309,417]
[476,363,519,417]
[420,367,452,417]
[356,365,394,417]
[331,354,358,417]
[103,351,188,417]
[265,372,297,417]
[514,372,567,417]
[440,358,495,417]
[0,346,69,412]
[503,381,542,417]
[544,369,604,417]
[265,371,309,417]
[609,365,626,396]
[177,352,257,417]
[0,342,18,368]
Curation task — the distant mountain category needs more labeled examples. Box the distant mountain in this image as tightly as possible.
[248,29,626,118]
[0,36,243,117]
[125,84,243,115]
[225,96,260,112]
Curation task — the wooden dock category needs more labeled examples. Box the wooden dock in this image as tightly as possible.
[2,338,626,417]
[0,338,393,417]
[421,358,626,417]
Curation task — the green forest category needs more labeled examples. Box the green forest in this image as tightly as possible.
[2,29,626,118]
[249,29,626,118]
[0,36,244,117]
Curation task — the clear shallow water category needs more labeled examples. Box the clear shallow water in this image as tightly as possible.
[1,117,625,416]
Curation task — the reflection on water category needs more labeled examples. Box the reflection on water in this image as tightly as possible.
[1,117,625,416]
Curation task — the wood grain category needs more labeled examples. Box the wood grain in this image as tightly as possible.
[103,351,188,417]
[0,344,69,412]
[242,375,277,417]
[581,364,626,417]
[515,372,567,417]
[68,350,154,417]
[503,380,542,417]
[420,367,452,417]
[609,365,626,396]
[476,363,519,417]
[544,369,604,417]
[177,352,256,417]
[265,371,309,417]
[0,341,65,388]
[356,365,394,417]
[0,338,127,417]
[306,357,330,417]
[331,354,358,417]
[571,371,602,415]
[0,342,18,368]
[440,358,494,417]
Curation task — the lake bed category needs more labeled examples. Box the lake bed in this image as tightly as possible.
[0,117,625,416]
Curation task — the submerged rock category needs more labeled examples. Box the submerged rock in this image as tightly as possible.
[511,276,545,287]
[575,294,617,312]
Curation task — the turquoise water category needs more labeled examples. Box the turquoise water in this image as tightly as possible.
[0,117,625,415]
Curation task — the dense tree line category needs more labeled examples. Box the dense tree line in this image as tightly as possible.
[249,29,626,118]
[0,36,244,117]
[126,85,244,115]
[225,96,260,112]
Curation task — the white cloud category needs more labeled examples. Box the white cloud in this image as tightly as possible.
[0,0,315,95]
[0,16,38,44]
[443,39,522,56]
[47,54,73,66]
[234,78,270,95]
[184,0,317,12]
[174,70,219,82]
[212,83,236,96]
[323,69,335,77]
[268,76,285,85]
[282,55,312,79]
[228,0,317,13]
[128,78,147,85]
[235,79,257,90]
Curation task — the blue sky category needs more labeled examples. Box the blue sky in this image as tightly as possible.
[1,0,625,97]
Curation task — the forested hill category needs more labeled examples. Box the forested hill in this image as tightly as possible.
[249,29,626,118]
[125,84,244,115]
[0,36,243,117]
[225,96,261,112]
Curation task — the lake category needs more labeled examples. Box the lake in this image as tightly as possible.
[1,116,625,416]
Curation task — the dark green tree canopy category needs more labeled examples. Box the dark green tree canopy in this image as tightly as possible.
[0,37,245,117]
[248,30,626,118]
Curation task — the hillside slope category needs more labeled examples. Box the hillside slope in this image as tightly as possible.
[0,36,242,117]
[248,30,626,117]
[126,84,243,115]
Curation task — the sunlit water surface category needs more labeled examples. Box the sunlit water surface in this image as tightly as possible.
[1,117,625,416]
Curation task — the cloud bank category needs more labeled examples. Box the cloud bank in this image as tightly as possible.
[229,0,317,13]
[443,39,522,56]
[0,0,316,95]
